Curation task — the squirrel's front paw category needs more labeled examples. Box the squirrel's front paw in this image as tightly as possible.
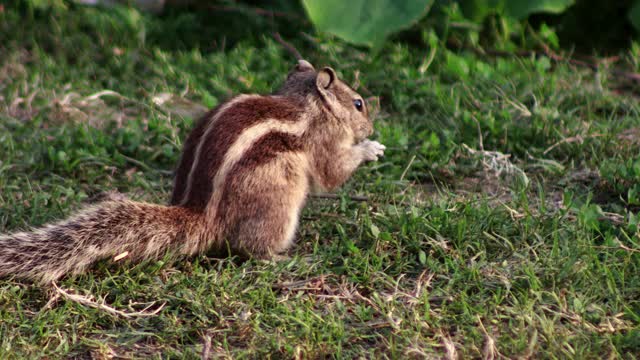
[359,139,386,161]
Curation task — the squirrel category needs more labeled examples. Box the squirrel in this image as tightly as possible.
[0,60,386,284]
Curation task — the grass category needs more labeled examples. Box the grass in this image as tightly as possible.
[1,2,640,358]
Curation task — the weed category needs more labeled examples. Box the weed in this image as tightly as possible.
[1,3,639,358]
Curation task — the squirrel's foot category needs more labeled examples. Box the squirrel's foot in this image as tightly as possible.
[358,139,386,161]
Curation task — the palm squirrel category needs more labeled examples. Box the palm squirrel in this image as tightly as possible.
[0,60,385,284]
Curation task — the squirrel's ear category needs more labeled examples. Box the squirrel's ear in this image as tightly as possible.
[296,59,315,72]
[316,67,336,90]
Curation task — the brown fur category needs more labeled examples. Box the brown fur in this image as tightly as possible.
[0,201,204,284]
[170,107,221,206]
[0,60,385,284]
[176,96,303,209]
[172,63,317,208]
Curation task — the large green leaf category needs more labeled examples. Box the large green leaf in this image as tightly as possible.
[504,0,574,19]
[630,0,640,32]
[302,0,434,48]
[459,0,575,21]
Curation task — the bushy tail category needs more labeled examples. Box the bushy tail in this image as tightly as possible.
[0,200,206,284]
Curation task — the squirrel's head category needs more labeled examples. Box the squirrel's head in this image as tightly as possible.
[277,60,373,142]
[313,66,373,142]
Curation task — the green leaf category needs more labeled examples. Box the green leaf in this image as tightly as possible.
[370,224,380,239]
[628,186,640,206]
[28,0,67,10]
[302,0,434,48]
[504,0,575,20]
[418,250,427,265]
[445,51,470,79]
[578,204,603,231]
[539,23,559,48]
[630,0,640,31]
[459,0,499,22]
[459,0,575,21]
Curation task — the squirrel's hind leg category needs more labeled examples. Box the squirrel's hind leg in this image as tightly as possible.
[218,153,309,259]
[233,208,302,259]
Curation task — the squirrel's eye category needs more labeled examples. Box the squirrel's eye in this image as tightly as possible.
[353,99,363,112]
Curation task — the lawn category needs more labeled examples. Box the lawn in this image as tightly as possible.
[0,2,639,358]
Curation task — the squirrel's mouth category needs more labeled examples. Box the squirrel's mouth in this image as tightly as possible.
[353,123,374,144]
[354,134,368,144]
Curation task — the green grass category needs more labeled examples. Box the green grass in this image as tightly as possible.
[1,3,640,358]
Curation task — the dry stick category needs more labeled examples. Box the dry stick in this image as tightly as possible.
[353,70,361,90]
[543,134,604,155]
[51,282,165,318]
[273,32,303,61]
[201,333,212,360]
[440,331,458,360]
[593,244,640,253]
[477,315,504,360]
[310,193,369,202]
[619,243,640,253]
[40,292,61,313]
[471,114,484,152]
[400,155,416,181]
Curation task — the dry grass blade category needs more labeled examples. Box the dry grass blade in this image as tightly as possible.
[618,243,640,253]
[51,282,165,318]
[273,32,303,61]
[400,155,416,181]
[543,134,604,155]
[477,316,504,360]
[462,144,529,187]
[439,331,458,360]
[201,332,212,360]
[310,193,369,202]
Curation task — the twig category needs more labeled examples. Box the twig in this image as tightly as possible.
[543,134,604,155]
[353,70,361,90]
[113,251,129,261]
[593,244,640,253]
[273,32,303,60]
[413,270,434,298]
[85,90,124,101]
[310,193,369,202]
[201,332,212,360]
[598,211,626,226]
[618,243,640,253]
[471,114,484,151]
[419,43,437,74]
[40,291,61,313]
[439,331,458,360]
[273,275,329,291]
[400,155,416,181]
[51,282,165,318]
[118,151,173,175]
[477,315,505,360]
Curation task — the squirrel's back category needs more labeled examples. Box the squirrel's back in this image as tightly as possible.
[171,95,306,209]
